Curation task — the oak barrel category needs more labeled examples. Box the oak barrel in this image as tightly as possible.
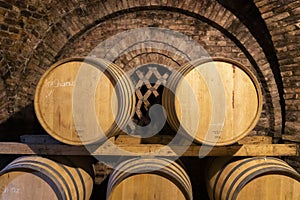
[206,157,300,200]
[0,156,93,200]
[34,57,135,145]
[107,158,193,200]
[162,57,262,146]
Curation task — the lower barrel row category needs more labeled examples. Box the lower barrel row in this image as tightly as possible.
[1,156,299,200]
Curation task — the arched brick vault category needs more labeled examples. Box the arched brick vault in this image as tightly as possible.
[0,0,282,138]
[253,0,300,134]
[252,0,300,170]
[57,10,272,136]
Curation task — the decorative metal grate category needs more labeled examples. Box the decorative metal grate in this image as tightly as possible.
[129,64,171,132]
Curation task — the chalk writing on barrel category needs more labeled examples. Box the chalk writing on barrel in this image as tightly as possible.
[46,79,75,88]
[0,186,20,194]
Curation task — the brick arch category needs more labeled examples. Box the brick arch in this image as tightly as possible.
[253,0,299,133]
[5,0,281,136]
[253,0,300,169]
[81,27,211,67]
[116,51,185,71]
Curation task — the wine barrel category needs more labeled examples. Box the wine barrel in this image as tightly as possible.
[206,157,300,200]
[0,156,93,200]
[34,57,135,145]
[107,158,193,200]
[162,58,262,146]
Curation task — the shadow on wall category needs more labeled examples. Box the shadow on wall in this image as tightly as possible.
[0,103,46,142]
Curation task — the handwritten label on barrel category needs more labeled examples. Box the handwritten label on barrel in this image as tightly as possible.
[46,79,75,88]
[0,185,20,194]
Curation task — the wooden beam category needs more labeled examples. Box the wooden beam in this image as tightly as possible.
[115,135,174,145]
[20,135,60,144]
[115,135,273,145]
[237,136,272,144]
[282,134,300,143]
[19,134,273,145]
[0,142,297,156]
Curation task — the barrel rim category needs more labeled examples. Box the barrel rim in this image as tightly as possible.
[107,157,193,200]
[34,57,133,145]
[206,157,300,200]
[231,167,300,200]
[0,155,94,200]
[0,156,67,200]
[173,57,263,146]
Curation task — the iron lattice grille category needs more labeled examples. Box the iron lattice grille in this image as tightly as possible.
[129,64,172,134]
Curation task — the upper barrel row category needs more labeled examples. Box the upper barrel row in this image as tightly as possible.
[34,57,262,146]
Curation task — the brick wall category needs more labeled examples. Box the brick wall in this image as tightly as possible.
[0,0,299,185]
[0,0,281,138]
[58,10,271,134]
[254,0,300,171]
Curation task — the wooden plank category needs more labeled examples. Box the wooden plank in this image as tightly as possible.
[19,134,272,145]
[237,136,272,144]
[115,135,141,144]
[20,134,115,144]
[115,135,173,145]
[0,142,297,156]
[20,135,61,144]
[282,134,300,143]
[116,135,272,145]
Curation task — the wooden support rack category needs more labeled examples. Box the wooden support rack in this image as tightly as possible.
[0,135,298,157]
